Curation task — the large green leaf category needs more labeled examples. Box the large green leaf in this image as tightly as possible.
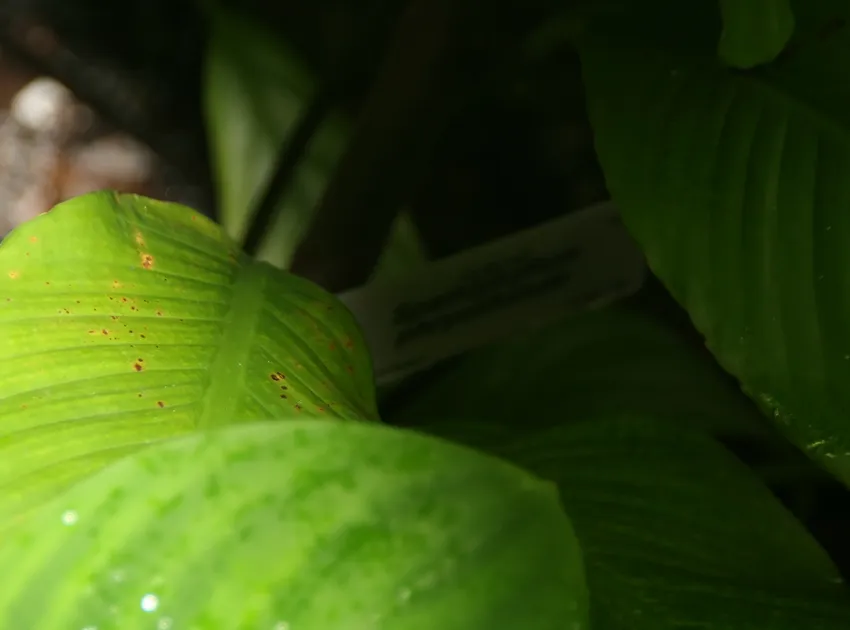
[0,191,376,524]
[391,305,850,627]
[204,5,347,268]
[0,419,588,629]
[578,0,850,485]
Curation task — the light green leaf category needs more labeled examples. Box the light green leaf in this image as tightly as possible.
[416,415,850,629]
[718,0,795,68]
[578,0,850,485]
[388,305,772,440]
[0,419,589,629]
[203,5,347,268]
[0,191,376,525]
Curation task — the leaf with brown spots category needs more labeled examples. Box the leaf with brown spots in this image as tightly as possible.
[0,190,376,525]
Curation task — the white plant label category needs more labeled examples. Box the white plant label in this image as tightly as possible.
[338,201,647,385]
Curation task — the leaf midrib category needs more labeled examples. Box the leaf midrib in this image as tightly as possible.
[198,263,267,428]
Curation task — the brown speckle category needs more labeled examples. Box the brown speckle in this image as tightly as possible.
[346,365,354,374]
[44,281,50,286]
[280,393,287,399]
[157,401,165,408]
[101,329,109,336]
[294,404,302,412]
[344,337,354,350]
[270,372,286,381]
[328,343,337,351]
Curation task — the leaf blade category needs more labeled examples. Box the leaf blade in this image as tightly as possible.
[578,0,850,485]
[0,419,589,629]
[0,191,376,523]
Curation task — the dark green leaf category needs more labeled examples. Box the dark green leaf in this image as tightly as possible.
[718,0,795,68]
[578,0,850,485]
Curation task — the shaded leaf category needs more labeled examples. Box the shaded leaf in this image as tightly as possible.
[203,5,346,268]
[578,0,850,485]
[0,419,589,629]
[718,0,795,68]
[0,191,376,524]
[414,415,850,629]
[388,304,771,439]
[390,300,850,627]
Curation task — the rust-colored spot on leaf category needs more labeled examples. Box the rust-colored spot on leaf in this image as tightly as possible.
[328,342,337,351]
[8,270,19,279]
[111,315,119,320]
[133,362,144,372]
[294,404,302,412]
[270,372,286,381]
[20,404,27,410]
[156,310,163,317]
[344,337,354,350]
[280,393,287,399]
[346,365,354,374]
[112,280,123,289]
[316,406,326,413]
[102,329,109,335]
[140,334,146,339]
[134,231,146,247]
[141,253,154,270]
[157,401,165,408]
[28,236,37,243]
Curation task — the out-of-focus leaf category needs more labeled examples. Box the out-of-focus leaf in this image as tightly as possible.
[718,0,795,68]
[203,5,346,268]
[0,419,589,629]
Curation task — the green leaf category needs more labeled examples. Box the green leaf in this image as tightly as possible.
[390,303,850,627]
[578,0,850,485]
[388,305,772,440]
[0,419,589,629]
[718,0,795,68]
[414,415,850,629]
[0,191,376,525]
[203,6,347,268]
[202,6,430,276]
